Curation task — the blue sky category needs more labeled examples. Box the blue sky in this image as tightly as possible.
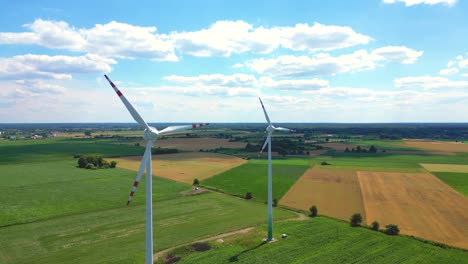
[1,0,467,123]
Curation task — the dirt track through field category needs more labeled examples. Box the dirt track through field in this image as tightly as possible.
[279,167,366,222]
[114,152,247,184]
[358,171,468,249]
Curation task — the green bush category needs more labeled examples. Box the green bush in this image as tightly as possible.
[309,205,318,217]
[85,163,96,170]
[350,213,362,227]
[371,221,379,231]
[110,161,117,168]
[193,178,200,186]
[385,224,400,236]
[245,192,252,200]
[273,198,278,207]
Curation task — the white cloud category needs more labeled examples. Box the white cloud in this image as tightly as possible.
[164,73,329,92]
[277,22,372,52]
[462,73,468,77]
[15,79,66,96]
[439,67,459,75]
[0,53,116,80]
[246,46,422,77]
[170,20,371,57]
[232,63,243,69]
[383,0,457,6]
[459,59,468,68]
[0,19,177,61]
[371,46,423,64]
[394,75,468,89]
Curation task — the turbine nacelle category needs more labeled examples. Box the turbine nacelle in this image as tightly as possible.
[266,125,275,133]
[143,126,159,141]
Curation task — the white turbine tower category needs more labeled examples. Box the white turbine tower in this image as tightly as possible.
[104,75,208,264]
[259,97,293,242]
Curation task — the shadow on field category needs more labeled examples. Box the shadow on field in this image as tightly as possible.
[228,241,267,262]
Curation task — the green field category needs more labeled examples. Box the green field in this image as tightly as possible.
[163,217,468,264]
[0,138,144,164]
[0,139,296,263]
[432,172,468,196]
[201,159,311,202]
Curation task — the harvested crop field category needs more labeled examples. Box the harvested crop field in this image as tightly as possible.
[113,152,247,184]
[403,140,468,153]
[143,138,247,151]
[357,171,468,249]
[279,167,366,222]
[420,163,468,173]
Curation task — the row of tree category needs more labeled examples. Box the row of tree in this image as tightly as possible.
[344,145,378,153]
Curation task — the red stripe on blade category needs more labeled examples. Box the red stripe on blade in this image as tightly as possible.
[127,201,130,206]
[116,90,123,96]
[199,123,203,127]
[192,124,196,128]
[133,181,139,187]
[130,191,135,196]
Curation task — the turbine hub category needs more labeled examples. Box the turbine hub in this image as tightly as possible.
[266,125,275,133]
[143,126,159,141]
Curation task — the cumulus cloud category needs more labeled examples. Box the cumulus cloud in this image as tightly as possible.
[15,79,66,96]
[439,67,459,75]
[394,75,468,89]
[164,73,329,92]
[171,21,371,57]
[371,46,423,64]
[459,59,468,68]
[0,19,177,61]
[246,46,422,77]
[383,0,457,6]
[0,53,116,80]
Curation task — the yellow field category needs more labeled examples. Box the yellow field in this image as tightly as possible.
[135,138,247,151]
[279,167,366,222]
[403,140,468,153]
[113,152,247,184]
[420,163,468,173]
[358,171,468,249]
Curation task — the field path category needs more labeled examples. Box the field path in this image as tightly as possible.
[153,211,308,261]
[358,171,468,249]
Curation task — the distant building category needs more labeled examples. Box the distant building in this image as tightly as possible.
[32,135,43,139]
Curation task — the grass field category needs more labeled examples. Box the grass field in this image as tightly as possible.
[159,218,468,264]
[113,152,247,184]
[0,191,294,264]
[280,167,365,222]
[432,172,468,196]
[201,159,311,202]
[358,171,468,249]
[0,156,295,264]
[0,138,144,164]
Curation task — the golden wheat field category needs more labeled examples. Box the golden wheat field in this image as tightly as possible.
[357,171,468,249]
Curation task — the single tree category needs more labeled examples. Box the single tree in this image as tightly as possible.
[371,221,380,231]
[350,213,362,227]
[84,131,92,137]
[245,192,253,200]
[385,224,400,235]
[309,205,318,217]
[193,178,200,186]
[273,198,278,207]
[369,145,378,153]
[110,160,117,168]
[356,146,362,153]
[344,147,350,152]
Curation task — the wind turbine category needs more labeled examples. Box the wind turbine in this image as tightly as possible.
[104,74,208,264]
[259,97,293,242]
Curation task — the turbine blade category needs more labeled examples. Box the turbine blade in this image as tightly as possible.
[260,132,272,153]
[104,75,149,129]
[158,123,209,135]
[259,97,271,124]
[275,127,294,132]
[127,140,153,205]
